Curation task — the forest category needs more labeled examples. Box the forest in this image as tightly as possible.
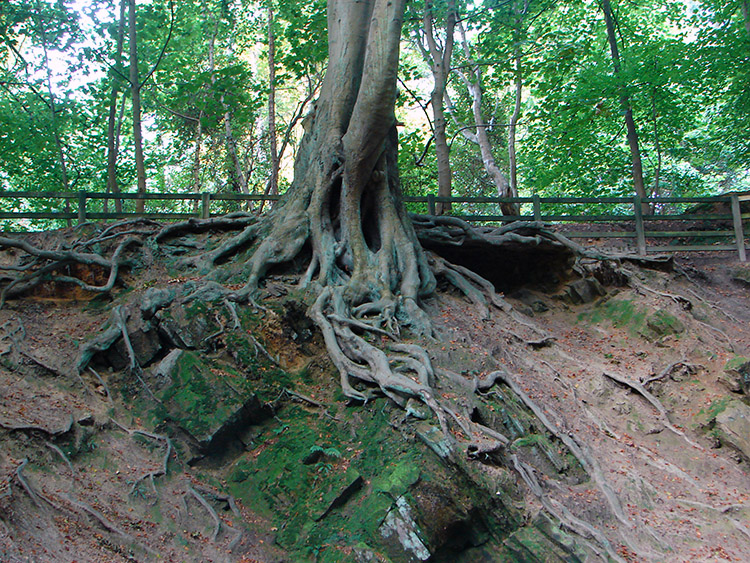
[1,0,749,221]
[2,2,750,562]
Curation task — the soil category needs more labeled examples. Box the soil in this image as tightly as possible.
[1,224,749,562]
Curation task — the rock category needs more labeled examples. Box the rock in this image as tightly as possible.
[405,398,431,420]
[564,278,606,304]
[312,468,364,521]
[719,356,750,395]
[502,512,590,562]
[415,422,453,459]
[714,400,750,463]
[155,350,272,454]
[155,302,217,349]
[77,413,95,426]
[140,287,177,319]
[380,496,431,562]
[151,349,183,391]
[731,265,750,287]
[640,310,685,342]
[107,316,162,370]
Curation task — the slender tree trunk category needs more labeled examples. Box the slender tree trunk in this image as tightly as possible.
[420,0,456,215]
[601,0,648,214]
[106,0,127,214]
[35,1,69,194]
[266,1,279,199]
[742,0,750,36]
[128,0,147,214]
[650,87,661,207]
[192,112,203,192]
[453,20,518,216]
[508,46,522,197]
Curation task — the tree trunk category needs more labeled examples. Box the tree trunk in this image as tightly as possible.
[192,112,203,193]
[420,0,456,215]
[453,20,519,217]
[106,0,127,214]
[242,0,434,316]
[601,0,648,215]
[266,1,279,199]
[36,1,69,195]
[650,86,661,206]
[743,0,750,36]
[128,0,147,214]
[508,46,522,197]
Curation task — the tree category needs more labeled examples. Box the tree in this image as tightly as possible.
[197,0,447,403]
[414,0,456,215]
[600,0,648,213]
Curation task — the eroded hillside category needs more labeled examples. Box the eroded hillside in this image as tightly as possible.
[1,222,750,563]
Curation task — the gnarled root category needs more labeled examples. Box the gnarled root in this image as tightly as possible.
[0,235,141,307]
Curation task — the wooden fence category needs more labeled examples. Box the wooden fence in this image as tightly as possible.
[0,191,747,261]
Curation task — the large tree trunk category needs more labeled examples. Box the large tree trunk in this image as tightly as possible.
[128,0,147,214]
[601,0,648,215]
[238,0,433,308]
[106,0,127,214]
[419,0,456,215]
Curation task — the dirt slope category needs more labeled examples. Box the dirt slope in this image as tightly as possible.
[1,224,749,562]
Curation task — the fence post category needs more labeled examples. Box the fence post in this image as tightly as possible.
[731,194,747,262]
[201,192,211,219]
[77,191,87,225]
[634,195,647,256]
[532,194,541,222]
[427,194,436,216]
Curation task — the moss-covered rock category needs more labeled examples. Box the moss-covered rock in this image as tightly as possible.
[153,350,272,453]
[719,356,750,395]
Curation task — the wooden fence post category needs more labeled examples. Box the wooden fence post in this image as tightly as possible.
[77,191,87,225]
[201,192,211,219]
[731,194,747,262]
[634,195,647,256]
[427,194,436,216]
[532,194,541,222]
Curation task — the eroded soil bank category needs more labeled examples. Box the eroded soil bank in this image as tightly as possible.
[1,223,750,562]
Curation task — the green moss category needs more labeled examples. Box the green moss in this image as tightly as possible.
[579,298,647,336]
[697,396,732,422]
[724,356,750,372]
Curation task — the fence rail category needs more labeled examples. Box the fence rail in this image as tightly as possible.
[0,191,747,261]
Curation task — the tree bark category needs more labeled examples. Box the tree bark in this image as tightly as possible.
[128,0,147,214]
[242,0,434,309]
[742,0,750,37]
[35,1,69,194]
[601,0,648,214]
[266,1,279,198]
[419,0,456,215]
[106,0,127,214]
[508,45,522,197]
[452,20,519,216]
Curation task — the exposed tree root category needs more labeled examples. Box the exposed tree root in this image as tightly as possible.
[511,454,626,563]
[601,371,702,450]
[0,415,73,437]
[45,441,75,474]
[60,493,158,557]
[0,236,141,307]
[486,370,634,533]
[110,419,173,497]
[186,486,222,541]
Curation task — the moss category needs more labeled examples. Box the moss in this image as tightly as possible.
[579,298,647,336]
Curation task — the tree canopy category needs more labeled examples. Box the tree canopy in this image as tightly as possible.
[0,0,748,222]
